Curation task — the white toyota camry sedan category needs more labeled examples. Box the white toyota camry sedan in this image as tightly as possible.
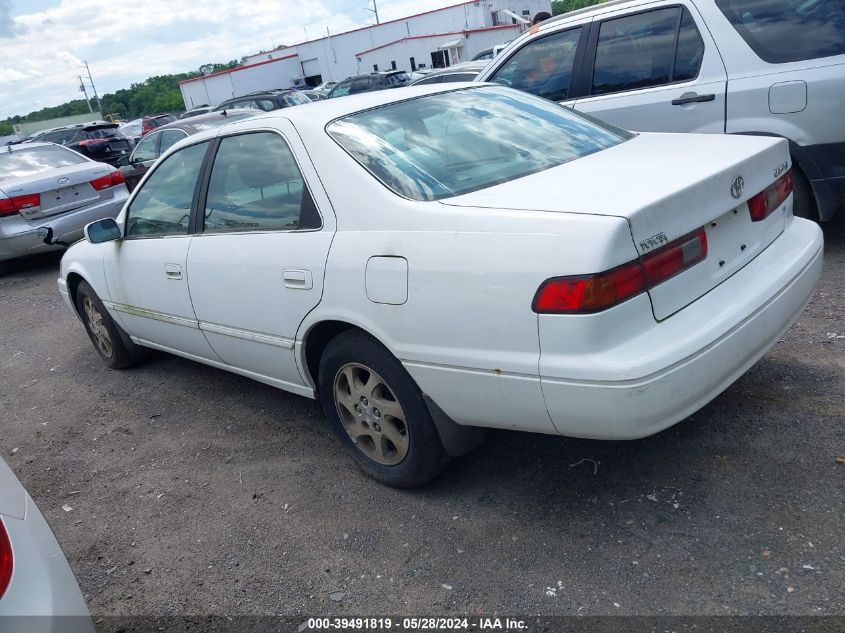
[58,84,823,487]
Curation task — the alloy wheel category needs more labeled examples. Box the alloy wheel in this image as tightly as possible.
[333,363,409,465]
[83,296,113,359]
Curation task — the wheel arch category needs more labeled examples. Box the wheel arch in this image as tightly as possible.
[65,271,88,318]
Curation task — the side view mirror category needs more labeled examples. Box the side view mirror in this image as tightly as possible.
[84,218,122,244]
[116,156,130,167]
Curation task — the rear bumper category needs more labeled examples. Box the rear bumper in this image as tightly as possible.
[0,193,126,262]
[539,217,824,440]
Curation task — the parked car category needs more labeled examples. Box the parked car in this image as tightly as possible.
[313,80,338,95]
[59,84,822,487]
[28,122,134,167]
[179,105,213,119]
[119,109,257,191]
[477,0,845,220]
[1,142,128,262]
[213,89,311,112]
[472,43,510,61]
[326,70,411,98]
[118,118,143,143]
[408,61,489,86]
[0,457,94,630]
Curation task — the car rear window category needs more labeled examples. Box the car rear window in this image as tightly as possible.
[281,92,311,107]
[0,145,86,181]
[327,86,631,201]
[716,0,845,63]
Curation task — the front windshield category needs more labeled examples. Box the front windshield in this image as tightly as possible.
[327,86,631,201]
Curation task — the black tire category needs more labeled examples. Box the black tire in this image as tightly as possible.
[74,280,138,370]
[792,165,817,220]
[318,330,449,488]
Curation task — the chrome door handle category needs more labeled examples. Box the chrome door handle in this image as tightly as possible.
[164,263,183,280]
[283,269,313,289]
[671,92,716,106]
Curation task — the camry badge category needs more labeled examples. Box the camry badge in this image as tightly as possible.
[730,175,744,199]
[57,176,70,185]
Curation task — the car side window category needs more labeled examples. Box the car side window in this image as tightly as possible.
[673,9,705,82]
[203,132,321,233]
[132,133,160,163]
[255,99,277,111]
[414,75,442,85]
[159,129,188,154]
[125,141,208,238]
[591,7,700,96]
[489,27,583,101]
[330,81,351,98]
[441,73,478,83]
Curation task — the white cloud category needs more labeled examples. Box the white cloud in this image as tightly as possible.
[0,0,466,120]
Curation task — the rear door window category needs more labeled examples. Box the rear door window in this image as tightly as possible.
[591,7,704,96]
[203,132,321,233]
[159,129,188,154]
[329,81,352,98]
[489,27,583,101]
[715,0,845,62]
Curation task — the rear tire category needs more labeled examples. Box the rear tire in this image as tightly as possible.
[792,164,817,220]
[318,330,449,488]
[75,280,138,370]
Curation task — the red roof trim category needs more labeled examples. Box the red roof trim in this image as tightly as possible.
[244,0,481,62]
[355,25,519,57]
[178,53,299,85]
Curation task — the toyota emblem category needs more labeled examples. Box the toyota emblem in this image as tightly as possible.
[57,176,70,185]
[730,175,744,199]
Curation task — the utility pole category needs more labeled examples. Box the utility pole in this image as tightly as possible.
[365,0,380,24]
[80,60,103,115]
[77,75,93,113]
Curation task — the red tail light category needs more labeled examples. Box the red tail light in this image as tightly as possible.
[0,519,13,600]
[748,170,793,222]
[533,228,708,314]
[78,139,108,147]
[90,171,125,191]
[0,193,41,217]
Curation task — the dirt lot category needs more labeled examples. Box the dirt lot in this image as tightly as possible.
[1,216,843,621]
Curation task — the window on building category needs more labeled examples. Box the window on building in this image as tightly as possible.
[492,10,499,26]
[522,9,530,16]
[391,60,397,70]
[373,64,379,72]
[410,56,416,71]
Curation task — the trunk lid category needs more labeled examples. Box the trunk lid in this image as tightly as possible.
[441,133,791,320]
[0,161,112,221]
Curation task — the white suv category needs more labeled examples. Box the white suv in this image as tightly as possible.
[477,0,845,220]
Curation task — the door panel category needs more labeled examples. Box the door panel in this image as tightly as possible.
[574,3,727,133]
[186,127,334,389]
[104,140,219,360]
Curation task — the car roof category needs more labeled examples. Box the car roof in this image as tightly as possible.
[423,61,489,75]
[33,120,116,134]
[156,108,257,132]
[538,0,632,26]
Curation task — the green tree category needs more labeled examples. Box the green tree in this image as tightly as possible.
[1,60,242,133]
[551,0,610,14]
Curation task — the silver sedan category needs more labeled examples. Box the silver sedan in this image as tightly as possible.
[0,142,128,262]
[0,458,93,631]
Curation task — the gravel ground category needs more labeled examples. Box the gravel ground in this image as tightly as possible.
[1,215,843,620]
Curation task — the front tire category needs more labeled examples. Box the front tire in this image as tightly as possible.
[318,330,449,487]
[75,280,138,370]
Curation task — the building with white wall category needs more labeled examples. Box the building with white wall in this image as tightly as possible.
[179,0,550,108]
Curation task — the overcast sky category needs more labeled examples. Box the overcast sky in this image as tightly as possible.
[0,0,463,120]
